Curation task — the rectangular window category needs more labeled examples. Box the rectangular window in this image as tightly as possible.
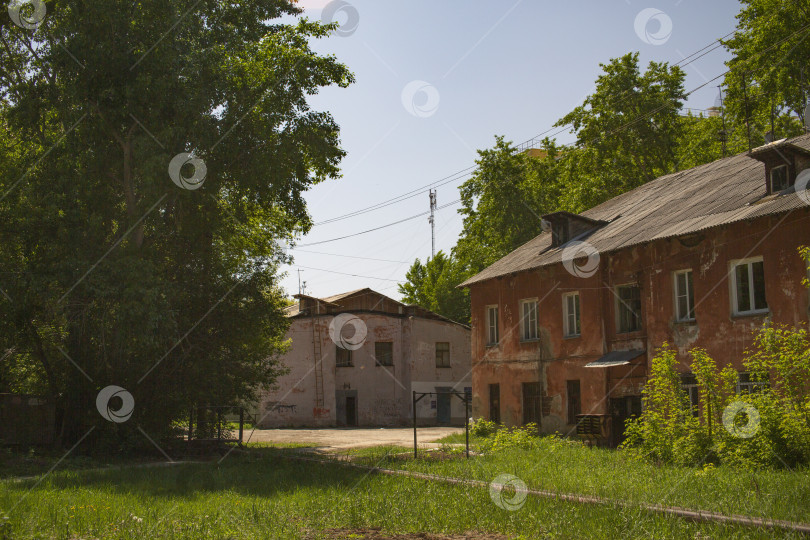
[552,221,569,245]
[616,284,642,333]
[520,299,538,341]
[567,380,581,425]
[771,165,789,192]
[486,306,499,346]
[336,346,353,367]
[435,342,450,368]
[374,342,393,366]
[563,292,581,337]
[680,374,699,417]
[674,270,696,322]
[737,372,769,394]
[731,258,768,315]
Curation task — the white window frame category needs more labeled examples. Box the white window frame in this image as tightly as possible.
[770,164,789,192]
[563,292,581,337]
[519,299,539,342]
[730,257,769,316]
[673,269,696,322]
[486,305,499,346]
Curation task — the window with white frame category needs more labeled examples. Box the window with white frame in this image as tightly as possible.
[486,305,499,346]
[563,292,581,337]
[520,299,539,341]
[616,284,642,333]
[771,165,790,192]
[674,269,696,322]
[731,258,768,315]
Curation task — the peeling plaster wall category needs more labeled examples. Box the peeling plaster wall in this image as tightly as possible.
[470,209,810,433]
[258,313,471,427]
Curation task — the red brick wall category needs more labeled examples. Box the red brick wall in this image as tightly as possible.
[469,208,810,432]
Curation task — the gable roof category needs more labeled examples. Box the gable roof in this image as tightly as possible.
[285,287,469,328]
[461,133,810,288]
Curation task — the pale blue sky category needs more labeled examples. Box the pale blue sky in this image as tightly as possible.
[283,0,742,300]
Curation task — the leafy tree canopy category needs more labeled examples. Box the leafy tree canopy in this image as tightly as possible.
[0,0,353,447]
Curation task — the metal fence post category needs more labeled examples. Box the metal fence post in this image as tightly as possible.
[465,393,470,459]
[412,390,418,459]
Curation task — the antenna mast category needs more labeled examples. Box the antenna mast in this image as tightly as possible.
[718,85,728,158]
[298,269,304,295]
[428,189,437,259]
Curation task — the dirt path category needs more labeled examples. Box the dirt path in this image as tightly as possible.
[245,427,463,451]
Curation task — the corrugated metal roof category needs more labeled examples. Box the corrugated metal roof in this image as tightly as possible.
[461,133,810,288]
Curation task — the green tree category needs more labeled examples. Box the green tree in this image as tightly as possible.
[555,53,687,210]
[722,0,810,135]
[0,1,353,447]
[454,136,562,273]
[399,251,470,324]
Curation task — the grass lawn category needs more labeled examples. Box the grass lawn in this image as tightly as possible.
[345,436,810,526]
[0,445,803,539]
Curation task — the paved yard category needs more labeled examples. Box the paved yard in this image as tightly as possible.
[245,426,463,451]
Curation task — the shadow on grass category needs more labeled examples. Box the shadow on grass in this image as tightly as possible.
[3,447,372,501]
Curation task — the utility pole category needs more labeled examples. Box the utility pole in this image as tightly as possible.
[298,269,303,295]
[428,189,437,259]
[718,85,728,158]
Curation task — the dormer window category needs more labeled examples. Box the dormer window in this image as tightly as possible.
[749,138,810,195]
[771,165,789,192]
[552,221,570,245]
[542,211,608,248]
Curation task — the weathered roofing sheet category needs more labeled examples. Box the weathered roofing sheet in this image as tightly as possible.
[461,133,810,287]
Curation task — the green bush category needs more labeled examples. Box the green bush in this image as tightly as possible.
[478,423,539,454]
[623,324,810,469]
[468,418,501,438]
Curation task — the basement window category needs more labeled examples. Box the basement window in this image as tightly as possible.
[616,284,642,333]
[680,374,699,417]
[336,346,353,367]
[375,342,393,366]
[737,372,769,394]
[435,342,450,368]
[770,165,790,192]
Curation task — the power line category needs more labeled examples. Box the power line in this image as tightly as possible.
[313,166,474,226]
[310,30,738,230]
[292,24,808,257]
[293,265,406,283]
[297,199,462,248]
[289,249,410,264]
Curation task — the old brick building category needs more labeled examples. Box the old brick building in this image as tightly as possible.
[257,289,471,427]
[460,134,810,445]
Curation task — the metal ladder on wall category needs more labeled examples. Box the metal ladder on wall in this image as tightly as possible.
[311,306,325,409]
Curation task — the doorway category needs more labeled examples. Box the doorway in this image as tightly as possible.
[489,383,500,423]
[567,380,581,425]
[345,396,357,427]
[522,382,543,425]
[609,396,641,446]
[436,386,452,425]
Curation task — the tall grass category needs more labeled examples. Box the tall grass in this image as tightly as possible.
[349,436,810,524]
[0,449,789,539]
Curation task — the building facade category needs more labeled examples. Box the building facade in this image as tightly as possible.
[257,289,472,428]
[461,134,810,445]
